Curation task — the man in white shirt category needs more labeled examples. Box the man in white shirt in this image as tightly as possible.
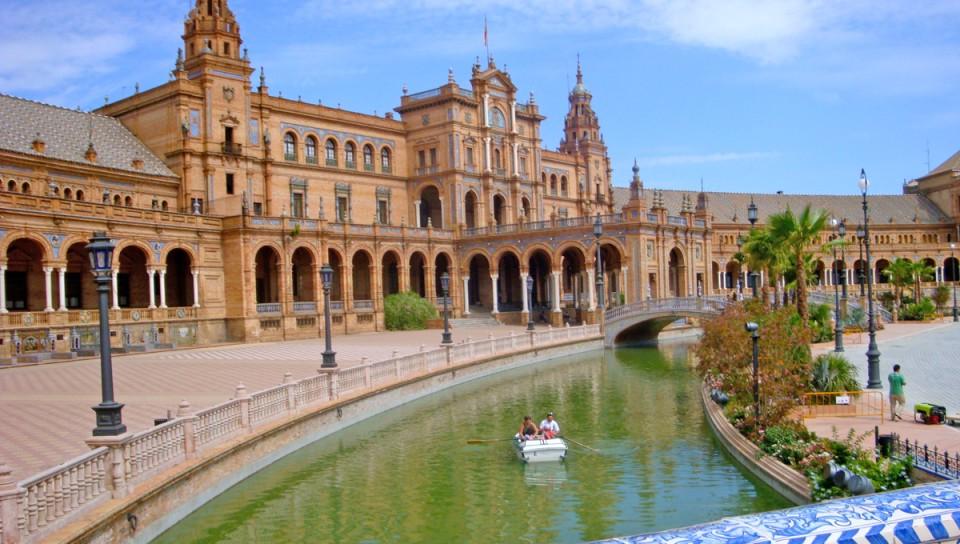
[539,412,560,438]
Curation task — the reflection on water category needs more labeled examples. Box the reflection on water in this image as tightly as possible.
[154,344,790,543]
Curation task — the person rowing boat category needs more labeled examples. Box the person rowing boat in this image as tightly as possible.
[518,415,539,440]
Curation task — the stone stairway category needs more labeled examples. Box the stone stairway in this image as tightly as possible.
[449,313,501,328]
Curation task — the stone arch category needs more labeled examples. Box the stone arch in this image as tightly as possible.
[344,139,358,167]
[63,241,95,309]
[381,249,402,296]
[668,247,686,297]
[111,239,156,267]
[291,246,315,303]
[527,247,552,312]
[945,257,960,283]
[254,246,281,304]
[324,137,339,165]
[492,193,507,225]
[380,146,393,172]
[418,185,443,228]
[304,133,319,163]
[4,237,49,311]
[520,195,531,220]
[159,243,199,267]
[0,232,54,263]
[327,247,345,301]
[875,258,890,284]
[117,244,151,308]
[464,190,478,229]
[165,248,194,307]
[434,251,452,298]
[496,250,522,311]
[409,250,427,297]
[467,253,492,312]
[351,249,373,301]
[600,242,625,305]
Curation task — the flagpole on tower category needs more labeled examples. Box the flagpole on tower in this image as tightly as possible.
[484,16,490,63]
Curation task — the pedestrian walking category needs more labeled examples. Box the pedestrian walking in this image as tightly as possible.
[888,364,906,421]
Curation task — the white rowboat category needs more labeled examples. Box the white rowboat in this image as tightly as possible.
[514,435,567,463]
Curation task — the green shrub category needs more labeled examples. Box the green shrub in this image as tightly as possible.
[843,306,866,329]
[384,291,437,330]
[932,285,951,313]
[808,303,834,343]
[811,353,860,392]
[900,297,936,321]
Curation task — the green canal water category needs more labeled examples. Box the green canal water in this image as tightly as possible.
[154,344,790,543]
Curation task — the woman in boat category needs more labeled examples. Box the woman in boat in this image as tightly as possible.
[518,415,539,441]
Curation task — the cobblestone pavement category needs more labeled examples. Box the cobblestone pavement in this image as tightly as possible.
[0,324,527,479]
[806,321,960,458]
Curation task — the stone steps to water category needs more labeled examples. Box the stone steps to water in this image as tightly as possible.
[449,315,501,328]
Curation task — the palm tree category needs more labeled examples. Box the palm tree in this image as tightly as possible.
[767,205,829,322]
[908,260,935,300]
[882,258,914,310]
[742,228,783,306]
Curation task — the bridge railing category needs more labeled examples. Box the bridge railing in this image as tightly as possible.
[605,296,729,321]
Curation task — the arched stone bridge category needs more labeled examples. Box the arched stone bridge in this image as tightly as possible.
[603,296,730,346]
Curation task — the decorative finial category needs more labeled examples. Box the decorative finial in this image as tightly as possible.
[176,48,184,71]
[576,53,583,83]
[259,66,265,88]
[529,91,536,105]
[134,82,139,94]
[632,158,640,176]
[243,47,249,60]
[402,84,408,95]
[448,68,455,83]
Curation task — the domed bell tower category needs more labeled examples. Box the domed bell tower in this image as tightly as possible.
[559,59,612,213]
[182,0,249,74]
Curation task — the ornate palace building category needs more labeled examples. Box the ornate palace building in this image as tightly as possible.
[1,0,957,359]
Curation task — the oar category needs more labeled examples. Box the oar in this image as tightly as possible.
[466,437,516,444]
[562,436,602,454]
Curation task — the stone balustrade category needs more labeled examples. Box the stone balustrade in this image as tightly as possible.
[0,323,600,543]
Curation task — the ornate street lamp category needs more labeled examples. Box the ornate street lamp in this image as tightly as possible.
[859,169,881,389]
[736,234,746,299]
[320,264,337,368]
[951,243,958,322]
[856,223,866,297]
[526,275,535,331]
[830,219,844,353]
[747,196,758,227]
[594,214,604,311]
[745,321,760,426]
[440,272,453,343]
[87,232,126,436]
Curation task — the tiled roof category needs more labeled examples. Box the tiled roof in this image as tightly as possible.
[0,94,176,178]
[612,186,951,225]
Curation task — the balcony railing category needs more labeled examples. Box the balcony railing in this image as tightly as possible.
[306,155,318,165]
[256,303,281,314]
[345,161,356,170]
[326,158,338,167]
[381,165,392,174]
[364,163,375,172]
[292,301,317,314]
[330,301,344,312]
[221,142,243,155]
[416,166,439,176]
[284,153,297,162]
[354,300,374,311]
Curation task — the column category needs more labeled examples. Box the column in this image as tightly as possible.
[462,276,470,315]
[43,266,54,312]
[490,274,499,314]
[936,266,943,284]
[551,271,561,312]
[414,200,421,228]
[147,268,157,309]
[159,269,168,309]
[482,93,490,127]
[57,267,67,311]
[510,100,517,133]
[587,269,597,311]
[111,270,120,310]
[483,137,491,171]
[192,268,201,308]
[621,265,628,304]
[0,265,7,313]
[520,272,529,314]
[511,143,519,176]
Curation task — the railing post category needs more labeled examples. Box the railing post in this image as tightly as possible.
[85,436,130,499]
[361,358,370,388]
[529,328,537,347]
[566,322,571,340]
[487,334,494,353]
[177,400,197,459]
[445,343,452,366]
[235,384,250,431]
[0,461,24,544]
[282,373,297,412]
[510,331,516,349]
[466,337,473,359]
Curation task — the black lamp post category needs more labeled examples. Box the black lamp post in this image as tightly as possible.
[441,272,453,343]
[745,321,760,425]
[526,275,535,331]
[736,235,746,299]
[951,243,958,322]
[594,214,604,311]
[831,219,844,353]
[856,223,866,297]
[88,232,126,436]
[747,196,758,227]
[320,264,337,368]
[838,220,848,301]
[859,169,881,389]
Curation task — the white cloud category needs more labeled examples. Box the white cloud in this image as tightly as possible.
[637,151,779,167]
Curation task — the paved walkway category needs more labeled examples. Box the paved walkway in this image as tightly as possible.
[0,324,527,479]
[806,321,960,459]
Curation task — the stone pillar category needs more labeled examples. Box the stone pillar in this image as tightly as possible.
[0,265,8,313]
[414,200,421,228]
[192,268,201,308]
[512,143,519,176]
[520,272,530,314]
[0,461,24,543]
[462,276,471,315]
[587,269,597,311]
[490,274,499,314]
[510,100,517,132]
[147,268,157,309]
[111,269,120,310]
[43,266,54,311]
[551,271,561,312]
[621,265,628,304]
[57,267,67,311]
[484,137,492,172]
[159,269,168,308]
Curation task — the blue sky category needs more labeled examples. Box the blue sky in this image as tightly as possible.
[3,0,960,196]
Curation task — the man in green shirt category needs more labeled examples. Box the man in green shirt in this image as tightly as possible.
[888,364,906,421]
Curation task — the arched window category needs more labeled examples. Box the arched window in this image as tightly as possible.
[560,176,568,196]
[363,144,374,170]
[488,107,505,129]
[75,190,84,201]
[6,180,15,192]
[124,196,133,207]
[283,132,297,161]
[113,194,122,206]
[305,136,317,164]
[494,149,501,170]
[21,182,30,194]
[161,200,168,211]
[380,147,392,172]
[63,188,72,199]
[325,139,338,165]
[345,142,356,167]
[550,174,557,195]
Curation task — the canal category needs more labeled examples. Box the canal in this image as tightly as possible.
[154,343,790,543]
